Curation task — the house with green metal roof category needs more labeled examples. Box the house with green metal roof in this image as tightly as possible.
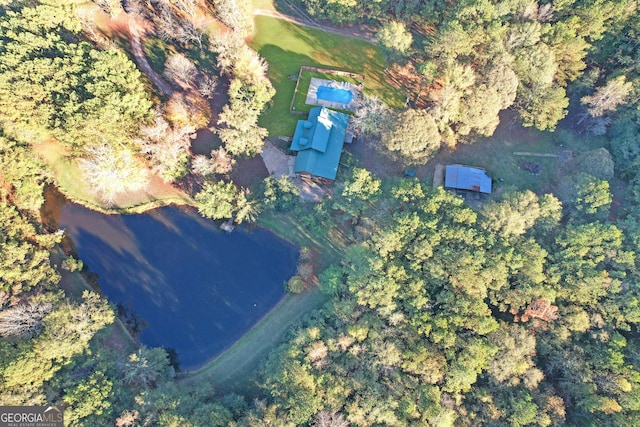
[290,107,350,181]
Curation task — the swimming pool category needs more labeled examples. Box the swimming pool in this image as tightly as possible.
[317,85,353,104]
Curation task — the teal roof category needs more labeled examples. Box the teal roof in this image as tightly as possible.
[290,107,349,180]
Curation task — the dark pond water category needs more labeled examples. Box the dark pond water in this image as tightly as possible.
[44,193,298,370]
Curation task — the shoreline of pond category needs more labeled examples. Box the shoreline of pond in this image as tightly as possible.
[43,185,301,370]
[42,182,334,388]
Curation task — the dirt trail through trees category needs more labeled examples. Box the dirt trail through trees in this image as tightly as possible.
[126,15,174,97]
[253,1,377,44]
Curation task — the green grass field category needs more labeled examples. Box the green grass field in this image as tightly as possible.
[258,211,347,269]
[250,15,404,136]
[422,114,607,195]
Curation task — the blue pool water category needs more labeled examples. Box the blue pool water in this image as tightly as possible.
[53,202,298,370]
[317,85,353,104]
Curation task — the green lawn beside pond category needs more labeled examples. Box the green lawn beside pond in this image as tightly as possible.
[250,15,404,136]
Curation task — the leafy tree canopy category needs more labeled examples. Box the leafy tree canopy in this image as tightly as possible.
[381,109,441,164]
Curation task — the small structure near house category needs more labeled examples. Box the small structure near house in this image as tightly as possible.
[290,106,350,181]
[444,165,492,194]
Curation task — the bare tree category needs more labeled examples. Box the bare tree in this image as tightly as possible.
[96,0,124,17]
[307,341,328,368]
[312,411,349,427]
[213,0,252,36]
[191,148,235,176]
[521,298,559,323]
[197,73,218,99]
[581,76,634,118]
[77,8,99,40]
[0,291,9,309]
[211,32,244,75]
[137,115,193,182]
[171,0,198,17]
[352,95,392,137]
[191,155,215,176]
[151,0,206,49]
[0,301,53,338]
[123,0,148,17]
[154,3,182,42]
[522,2,553,22]
[163,54,198,89]
[78,7,117,49]
[79,143,150,206]
[115,410,139,427]
[175,18,205,51]
[210,147,235,174]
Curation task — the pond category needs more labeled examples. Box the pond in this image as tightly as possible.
[43,193,298,370]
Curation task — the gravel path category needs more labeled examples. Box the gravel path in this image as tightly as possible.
[127,16,174,97]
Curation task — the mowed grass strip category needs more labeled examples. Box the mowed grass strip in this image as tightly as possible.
[250,15,405,136]
[179,287,328,394]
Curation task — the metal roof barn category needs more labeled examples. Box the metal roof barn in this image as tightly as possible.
[444,165,492,194]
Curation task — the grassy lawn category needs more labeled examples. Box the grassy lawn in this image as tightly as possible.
[252,0,277,9]
[434,137,561,195]
[142,37,170,75]
[258,211,348,269]
[250,15,405,136]
[291,68,363,113]
[417,113,608,195]
[32,139,192,213]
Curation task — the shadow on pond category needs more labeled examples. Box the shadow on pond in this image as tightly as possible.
[42,188,299,370]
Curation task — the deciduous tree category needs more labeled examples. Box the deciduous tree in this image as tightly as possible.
[78,143,150,205]
[122,347,173,388]
[213,0,252,36]
[351,96,393,136]
[137,115,192,182]
[163,54,198,89]
[0,202,60,299]
[517,85,569,131]
[377,21,413,57]
[581,76,633,118]
[381,109,441,164]
[0,301,53,339]
[480,190,545,239]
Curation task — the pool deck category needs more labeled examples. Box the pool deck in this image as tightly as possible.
[306,77,361,112]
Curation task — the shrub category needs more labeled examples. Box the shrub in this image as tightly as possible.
[62,257,84,272]
[286,276,304,293]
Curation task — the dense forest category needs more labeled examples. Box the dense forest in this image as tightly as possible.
[1,0,640,425]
